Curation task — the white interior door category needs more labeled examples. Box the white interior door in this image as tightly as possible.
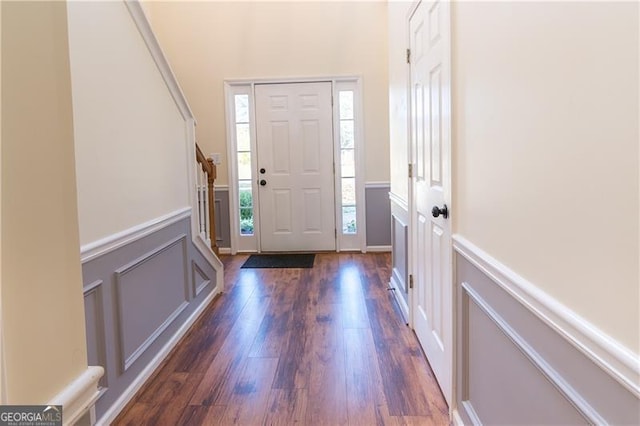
[255,82,336,252]
[409,0,453,405]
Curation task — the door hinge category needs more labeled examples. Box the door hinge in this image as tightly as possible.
[406,48,411,64]
[408,163,413,179]
[331,95,334,106]
[409,274,414,289]
[335,229,337,238]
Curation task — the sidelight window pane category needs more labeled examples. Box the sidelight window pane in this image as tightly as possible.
[237,152,252,180]
[341,178,356,205]
[239,181,254,235]
[235,94,249,123]
[339,91,354,120]
[342,206,356,234]
[236,123,250,151]
[340,121,354,149]
[341,149,355,178]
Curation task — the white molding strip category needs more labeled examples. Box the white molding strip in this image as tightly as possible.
[452,235,640,398]
[366,245,392,252]
[124,0,194,121]
[389,191,409,212]
[48,366,104,426]
[218,247,231,255]
[97,286,220,426]
[80,207,191,263]
[214,184,229,191]
[365,181,391,189]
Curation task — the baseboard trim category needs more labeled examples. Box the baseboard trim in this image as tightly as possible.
[452,409,465,426]
[48,366,104,426]
[96,286,220,425]
[366,245,392,252]
[452,234,640,398]
[80,207,192,263]
[389,278,409,323]
[217,247,231,255]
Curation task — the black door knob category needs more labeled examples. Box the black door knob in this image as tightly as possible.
[431,204,448,219]
[259,168,266,174]
[259,179,267,186]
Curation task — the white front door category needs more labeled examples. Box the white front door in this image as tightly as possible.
[255,82,336,252]
[409,0,453,405]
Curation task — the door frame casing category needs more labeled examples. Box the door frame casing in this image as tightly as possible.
[224,76,366,254]
[406,0,455,410]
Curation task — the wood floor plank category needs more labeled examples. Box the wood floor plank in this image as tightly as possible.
[113,402,152,426]
[189,295,271,406]
[139,373,203,426]
[344,327,385,426]
[306,302,348,425]
[219,357,279,425]
[263,388,308,426]
[114,253,449,426]
[174,405,210,425]
[247,302,293,358]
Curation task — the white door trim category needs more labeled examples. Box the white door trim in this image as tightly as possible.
[224,76,366,254]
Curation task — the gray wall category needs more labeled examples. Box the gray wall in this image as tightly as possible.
[214,184,392,250]
[365,185,392,247]
[455,252,640,425]
[82,216,218,420]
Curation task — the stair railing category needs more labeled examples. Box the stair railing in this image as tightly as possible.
[195,144,218,254]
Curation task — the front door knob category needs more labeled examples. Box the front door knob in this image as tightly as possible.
[259,168,266,174]
[259,179,267,186]
[431,204,448,219]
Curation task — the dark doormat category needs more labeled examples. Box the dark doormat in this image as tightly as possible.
[241,253,316,269]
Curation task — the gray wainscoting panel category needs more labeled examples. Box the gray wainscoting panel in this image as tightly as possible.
[456,252,640,425]
[365,185,391,247]
[114,235,189,371]
[389,195,409,321]
[214,187,231,249]
[81,216,218,420]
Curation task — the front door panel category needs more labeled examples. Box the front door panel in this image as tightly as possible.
[255,82,336,252]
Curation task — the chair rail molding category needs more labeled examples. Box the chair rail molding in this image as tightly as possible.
[452,234,640,398]
[80,207,192,263]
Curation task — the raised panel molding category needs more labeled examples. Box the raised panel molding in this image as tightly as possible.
[192,260,212,297]
[452,235,640,399]
[214,199,223,243]
[461,281,600,424]
[390,208,409,323]
[114,234,189,372]
[83,280,108,390]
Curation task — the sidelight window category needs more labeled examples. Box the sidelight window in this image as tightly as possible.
[234,94,254,236]
[338,90,357,234]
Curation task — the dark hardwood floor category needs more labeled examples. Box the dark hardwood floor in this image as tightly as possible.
[113,252,449,425]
